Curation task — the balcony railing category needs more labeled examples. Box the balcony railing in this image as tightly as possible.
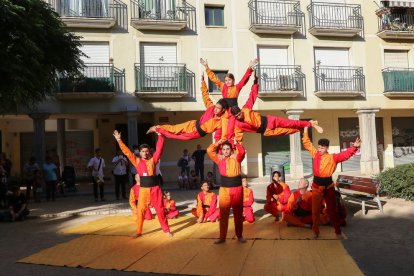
[57,64,125,98]
[377,10,414,39]
[131,0,196,31]
[135,63,195,98]
[314,66,365,97]
[248,0,304,34]
[382,68,414,97]
[257,65,305,97]
[307,2,363,37]
[48,0,129,29]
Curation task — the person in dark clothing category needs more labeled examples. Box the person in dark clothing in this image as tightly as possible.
[191,144,207,181]
[7,186,29,221]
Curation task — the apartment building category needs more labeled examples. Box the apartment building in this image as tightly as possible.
[1,0,414,181]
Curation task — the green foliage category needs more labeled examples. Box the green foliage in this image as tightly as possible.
[0,0,84,113]
[378,163,414,201]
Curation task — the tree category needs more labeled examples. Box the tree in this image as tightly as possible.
[0,0,84,113]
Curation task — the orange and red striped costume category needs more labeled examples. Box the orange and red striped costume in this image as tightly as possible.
[156,78,227,141]
[118,135,170,236]
[207,142,246,240]
[243,186,255,223]
[129,184,153,221]
[164,199,179,219]
[302,130,358,236]
[191,191,220,222]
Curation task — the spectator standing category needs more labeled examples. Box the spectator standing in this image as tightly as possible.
[87,148,106,202]
[23,157,40,202]
[191,144,207,181]
[112,150,128,200]
[178,149,191,177]
[43,156,58,201]
[1,152,12,177]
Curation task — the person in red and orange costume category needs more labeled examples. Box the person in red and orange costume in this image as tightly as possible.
[147,75,228,141]
[283,178,328,228]
[129,174,153,221]
[113,130,172,238]
[201,57,258,142]
[264,171,291,221]
[191,181,220,223]
[207,139,246,244]
[302,127,360,239]
[242,176,255,223]
[230,73,323,143]
[163,191,179,219]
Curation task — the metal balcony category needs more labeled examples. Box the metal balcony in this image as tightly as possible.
[56,64,125,100]
[48,0,122,28]
[257,65,305,97]
[314,66,365,98]
[131,0,196,31]
[135,63,195,98]
[307,2,363,37]
[248,0,304,35]
[377,9,414,39]
[382,68,414,97]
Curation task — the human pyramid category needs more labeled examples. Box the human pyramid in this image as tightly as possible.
[113,57,361,242]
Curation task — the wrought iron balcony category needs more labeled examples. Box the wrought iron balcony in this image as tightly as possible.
[131,0,196,31]
[307,2,363,37]
[135,63,195,98]
[382,68,414,97]
[56,64,125,99]
[248,0,304,35]
[48,0,128,28]
[377,9,414,39]
[314,66,365,98]
[257,65,305,97]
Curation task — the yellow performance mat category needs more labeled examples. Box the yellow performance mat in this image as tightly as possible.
[19,215,362,275]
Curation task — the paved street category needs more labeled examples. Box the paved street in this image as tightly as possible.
[1,178,414,275]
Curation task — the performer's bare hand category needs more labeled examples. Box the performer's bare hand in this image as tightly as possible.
[200,58,208,68]
[249,58,259,69]
[273,194,279,201]
[113,130,121,140]
[310,120,324,134]
[353,137,361,148]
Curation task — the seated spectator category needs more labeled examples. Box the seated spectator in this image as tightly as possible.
[8,186,29,222]
[177,171,189,190]
[189,170,199,189]
[163,191,179,219]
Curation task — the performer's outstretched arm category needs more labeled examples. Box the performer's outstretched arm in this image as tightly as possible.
[113,130,138,167]
[152,134,165,164]
[333,137,360,163]
[302,128,318,158]
[207,142,220,165]
[243,76,259,110]
[201,76,213,108]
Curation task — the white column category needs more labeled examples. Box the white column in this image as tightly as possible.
[57,118,66,172]
[286,109,304,179]
[127,112,139,148]
[29,113,50,166]
[356,109,380,175]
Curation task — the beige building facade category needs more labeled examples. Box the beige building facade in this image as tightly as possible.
[2,0,414,181]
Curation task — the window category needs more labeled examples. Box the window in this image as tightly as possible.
[205,6,224,26]
[208,70,228,92]
[384,50,409,68]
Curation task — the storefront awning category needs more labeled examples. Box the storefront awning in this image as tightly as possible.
[382,0,414,8]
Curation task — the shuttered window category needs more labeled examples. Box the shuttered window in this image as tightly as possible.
[314,48,349,66]
[79,42,110,64]
[384,50,409,68]
[140,43,177,64]
[258,47,288,65]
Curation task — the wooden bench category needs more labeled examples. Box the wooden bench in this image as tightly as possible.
[336,174,384,215]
